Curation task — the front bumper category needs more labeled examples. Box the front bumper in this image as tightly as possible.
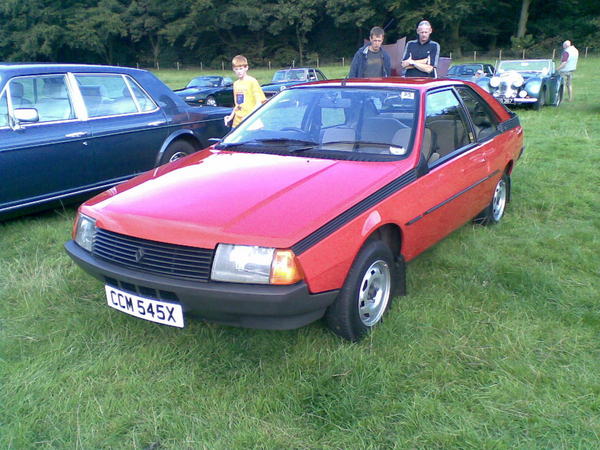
[65,240,338,330]
[494,95,538,105]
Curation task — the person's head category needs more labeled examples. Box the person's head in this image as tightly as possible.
[369,26,385,52]
[232,55,249,79]
[417,20,432,44]
[563,40,571,49]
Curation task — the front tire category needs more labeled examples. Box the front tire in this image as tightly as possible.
[159,140,196,165]
[533,89,545,110]
[205,95,217,106]
[474,173,510,225]
[326,240,398,341]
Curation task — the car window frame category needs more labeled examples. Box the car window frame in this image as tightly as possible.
[453,85,502,143]
[72,72,159,120]
[424,86,478,168]
[1,74,82,129]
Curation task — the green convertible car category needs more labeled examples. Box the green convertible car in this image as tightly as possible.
[477,59,564,110]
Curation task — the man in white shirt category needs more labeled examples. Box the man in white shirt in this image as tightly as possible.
[557,40,579,101]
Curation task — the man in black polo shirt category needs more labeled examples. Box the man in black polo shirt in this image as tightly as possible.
[402,20,440,78]
[348,26,391,78]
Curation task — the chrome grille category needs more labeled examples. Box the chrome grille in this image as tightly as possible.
[93,228,213,282]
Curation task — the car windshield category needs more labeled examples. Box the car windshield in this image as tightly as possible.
[272,70,307,83]
[219,86,418,159]
[497,60,552,74]
[187,77,221,88]
[448,64,481,75]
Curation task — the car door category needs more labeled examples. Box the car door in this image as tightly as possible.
[73,73,169,184]
[0,74,92,213]
[401,88,494,258]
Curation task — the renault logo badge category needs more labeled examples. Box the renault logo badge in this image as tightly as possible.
[135,248,145,263]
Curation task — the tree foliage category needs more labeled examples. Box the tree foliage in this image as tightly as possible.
[0,0,598,66]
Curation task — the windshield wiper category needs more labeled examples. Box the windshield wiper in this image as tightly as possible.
[217,138,318,150]
[321,140,392,147]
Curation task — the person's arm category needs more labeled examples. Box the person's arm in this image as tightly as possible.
[557,51,569,71]
[348,51,361,78]
[410,57,435,74]
[252,79,267,106]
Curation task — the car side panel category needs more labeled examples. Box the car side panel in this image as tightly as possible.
[0,120,93,212]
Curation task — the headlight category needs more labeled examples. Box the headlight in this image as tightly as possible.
[211,244,303,285]
[185,96,195,100]
[512,78,523,87]
[74,213,96,252]
[490,77,500,88]
[519,90,528,98]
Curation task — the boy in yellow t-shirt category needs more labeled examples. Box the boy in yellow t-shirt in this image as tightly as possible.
[224,55,266,128]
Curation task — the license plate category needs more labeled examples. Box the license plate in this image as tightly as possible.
[105,285,184,328]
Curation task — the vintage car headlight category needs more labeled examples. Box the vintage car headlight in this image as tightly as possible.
[525,80,541,95]
[211,244,303,285]
[512,78,523,88]
[519,90,528,98]
[74,213,96,252]
[489,77,500,88]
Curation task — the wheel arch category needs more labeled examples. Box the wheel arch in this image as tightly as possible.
[362,222,406,296]
[154,130,201,167]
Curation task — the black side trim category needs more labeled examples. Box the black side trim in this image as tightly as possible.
[292,169,418,255]
[405,170,500,226]
[498,114,520,132]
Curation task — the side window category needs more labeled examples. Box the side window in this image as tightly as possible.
[12,75,75,123]
[0,90,7,127]
[455,86,499,140]
[126,77,157,112]
[424,89,471,163]
[76,74,138,117]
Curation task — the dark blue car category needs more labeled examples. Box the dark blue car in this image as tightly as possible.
[0,64,230,219]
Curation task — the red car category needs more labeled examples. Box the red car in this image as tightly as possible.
[66,78,524,341]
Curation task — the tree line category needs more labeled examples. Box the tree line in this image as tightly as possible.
[0,0,598,68]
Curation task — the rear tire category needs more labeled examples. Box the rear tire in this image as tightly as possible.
[159,140,196,165]
[326,240,398,341]
[474,173,510,226]
[553,87,563,107]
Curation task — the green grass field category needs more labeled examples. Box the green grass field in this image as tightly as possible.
[1,60,599,448]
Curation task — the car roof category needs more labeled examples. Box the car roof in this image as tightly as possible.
[499,59,551,63]
[0,63,148,77]
[293,77,467,91]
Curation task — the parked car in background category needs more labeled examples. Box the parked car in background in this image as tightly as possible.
[66,77,524,341]
[261,68,327,98]
[0,63,230,219]
[173,76,234,106]
[477,59,563,109]
[446,63,495,81]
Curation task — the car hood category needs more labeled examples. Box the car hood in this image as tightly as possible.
[82,150,411,250]
[174,87,219,96]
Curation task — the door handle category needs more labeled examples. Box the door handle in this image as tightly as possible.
[65,131,88,138]
[147,120,166,126]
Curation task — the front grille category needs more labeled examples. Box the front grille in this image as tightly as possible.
[93,228,214,282]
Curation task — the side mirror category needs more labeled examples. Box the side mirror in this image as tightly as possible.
[14,108,39,123]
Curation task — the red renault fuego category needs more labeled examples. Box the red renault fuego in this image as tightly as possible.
[66,78,524,341]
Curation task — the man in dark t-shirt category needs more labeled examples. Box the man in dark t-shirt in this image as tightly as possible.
[348,26,391,78]
[402,20,440,78]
